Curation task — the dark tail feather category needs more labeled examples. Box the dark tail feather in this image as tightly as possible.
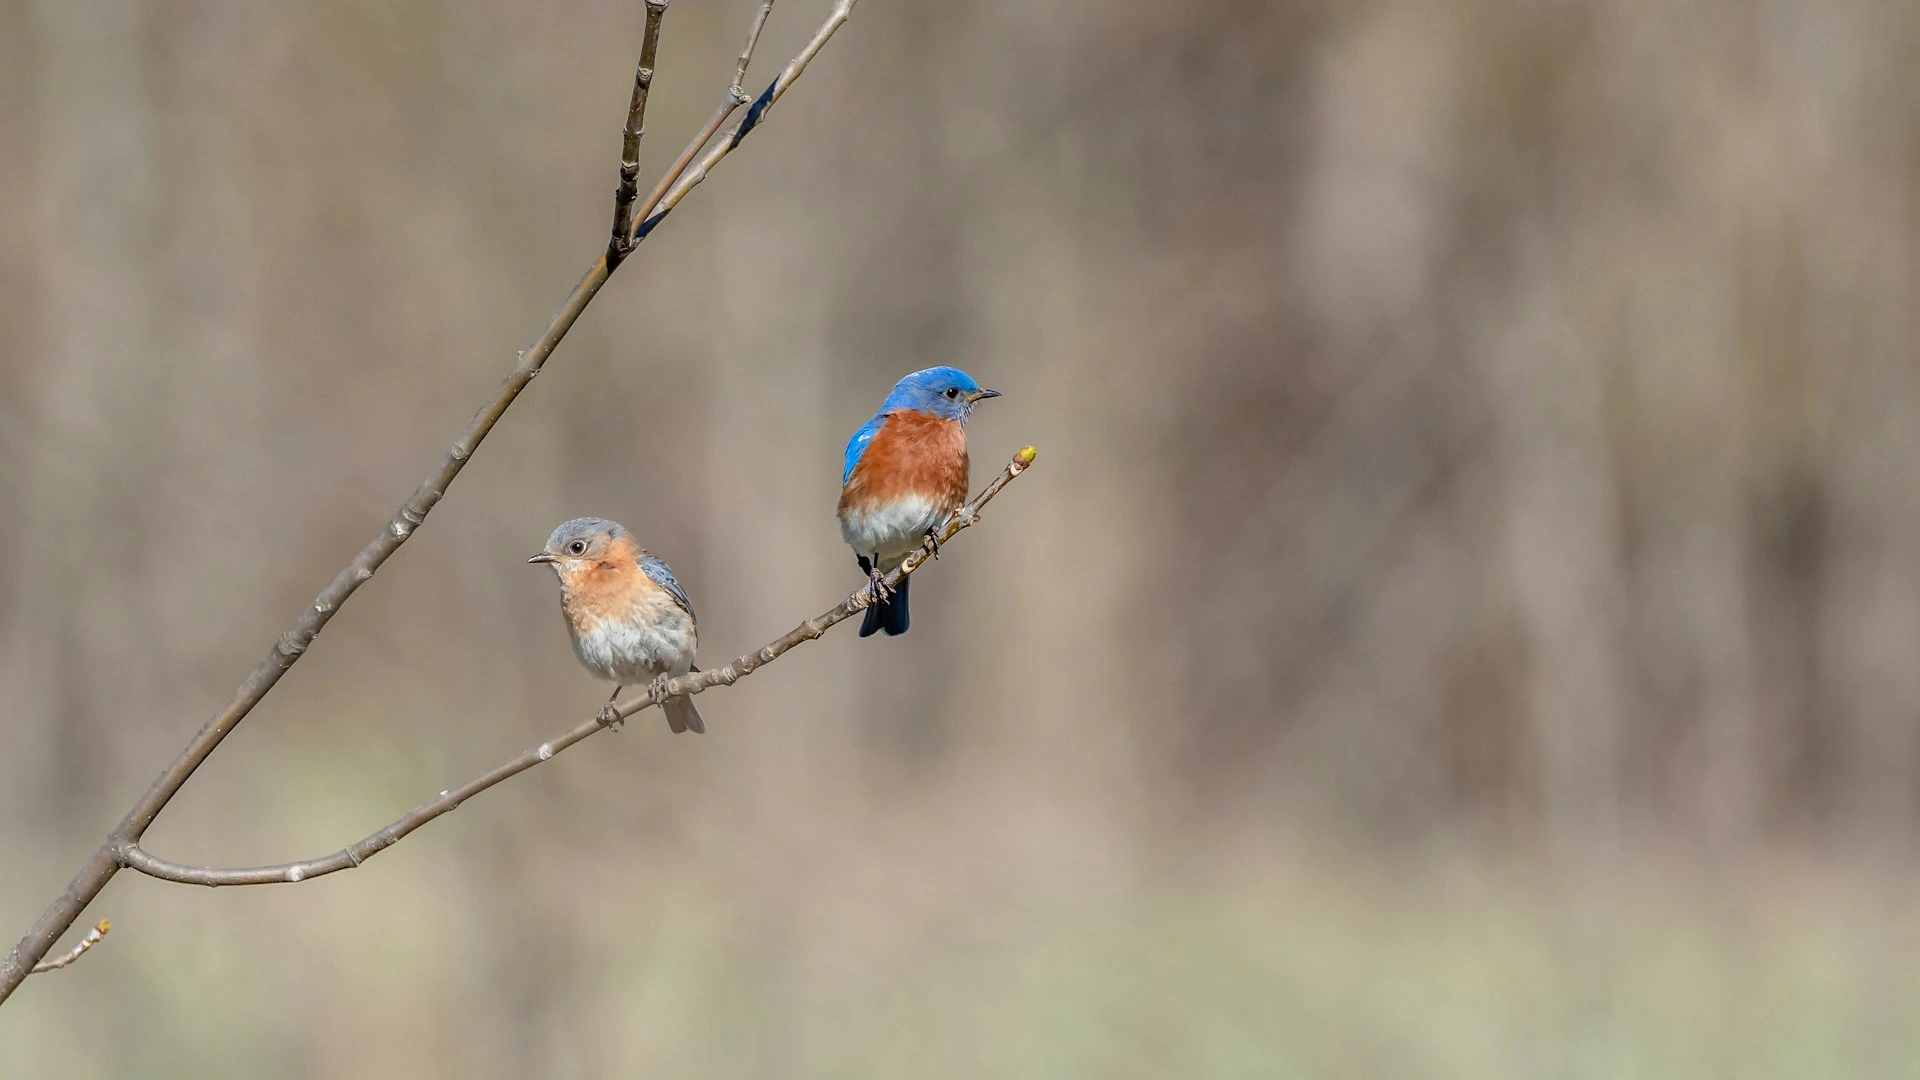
[664,696,705,734]
[859,573,911,637]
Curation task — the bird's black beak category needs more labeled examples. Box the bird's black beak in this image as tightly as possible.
[526,552,556,564]
[967,388,1001,403]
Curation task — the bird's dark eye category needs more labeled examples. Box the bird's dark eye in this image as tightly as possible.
[943,386,961,400]
[567,540,587,556]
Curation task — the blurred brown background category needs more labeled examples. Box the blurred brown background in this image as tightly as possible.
[4,0,1920,1075]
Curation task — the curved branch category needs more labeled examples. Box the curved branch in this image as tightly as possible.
[0,0,868,1004]
[119,447,1037,888]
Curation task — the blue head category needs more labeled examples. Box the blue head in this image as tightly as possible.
[879,366,1000,420]
[843,367,1001,484]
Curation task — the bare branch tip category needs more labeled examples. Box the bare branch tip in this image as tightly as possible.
[30,920,110,974]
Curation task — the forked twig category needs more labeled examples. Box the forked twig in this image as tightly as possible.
[0,0,867,1004]
[636,0,855,241]
[116,448,1037,888]
[626,0,784,240]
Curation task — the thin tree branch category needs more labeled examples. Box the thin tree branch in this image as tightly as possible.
[608,0,670,263]
[733,0,777,96]
[636,0,854,242]
[0,0,867,1004]
[29,921,109,974]
[626,0,786,242]
[116,447,1037,889]
[625,445,1038,710]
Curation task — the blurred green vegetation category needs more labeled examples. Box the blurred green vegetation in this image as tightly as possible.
[7,858,1913,1077]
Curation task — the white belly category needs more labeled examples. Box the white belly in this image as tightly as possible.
[568,608,697,685]
[840,494,945,566]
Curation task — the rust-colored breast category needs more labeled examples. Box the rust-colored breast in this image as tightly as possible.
[558,534,656,629]
[839,410,970,513]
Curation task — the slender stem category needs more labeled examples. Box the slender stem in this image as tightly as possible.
[634,100,739,230]
[117,448,1036,889]
[608,0,670,263]
[29,922,108,975]
[733,0,777,95]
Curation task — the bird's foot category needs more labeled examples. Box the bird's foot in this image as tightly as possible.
[597,702,626,731]
[866,565,891,605]
[648,673,675,706]
[923,528,943,561]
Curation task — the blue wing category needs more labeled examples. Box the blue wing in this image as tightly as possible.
[638,554,695,618]
[842,412,885,485]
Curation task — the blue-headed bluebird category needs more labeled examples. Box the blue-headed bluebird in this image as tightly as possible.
[528,517,706,734]
[837,366,1000,637]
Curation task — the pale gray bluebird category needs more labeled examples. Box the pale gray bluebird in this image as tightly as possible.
[528,517,705,734]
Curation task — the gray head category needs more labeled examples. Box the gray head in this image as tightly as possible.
[527,517,632,569]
